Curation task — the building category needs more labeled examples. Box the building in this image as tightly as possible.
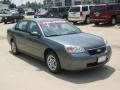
[44,0,120,7]
[0,3,8,10]
[44,0,92,7]
[93,0,119,3]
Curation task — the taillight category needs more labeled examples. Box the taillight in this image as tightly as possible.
[80,12,83,17]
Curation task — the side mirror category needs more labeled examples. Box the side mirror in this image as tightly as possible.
[30,31,41,37]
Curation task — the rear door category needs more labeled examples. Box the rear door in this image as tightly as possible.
[82,6,89,20]
[69,6,80,18]
[14,20,29,52]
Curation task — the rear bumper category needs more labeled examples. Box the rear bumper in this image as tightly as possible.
[90,18,111,23]
[68,17,85,22]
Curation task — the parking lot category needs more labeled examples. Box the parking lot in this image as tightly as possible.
[0,18,120,90]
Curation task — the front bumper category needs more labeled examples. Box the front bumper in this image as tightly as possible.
[59,46,112,71]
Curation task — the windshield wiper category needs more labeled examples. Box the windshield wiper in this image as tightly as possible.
[62,32,79,35]
[47,34,62,37]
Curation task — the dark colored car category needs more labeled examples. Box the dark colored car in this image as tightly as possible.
[17,8,25,14]
[48,6,70,19]
[90,3,120,25]
[2,12,24,24]
[26,9,35,15]
[7,18,111,73]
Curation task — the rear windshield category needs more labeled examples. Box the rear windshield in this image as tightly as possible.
[91,6,106,13]
[49,8,58,12]
[69,7,80,12]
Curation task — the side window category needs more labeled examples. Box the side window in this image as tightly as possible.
[16,21,28,32]
[82,6,88,11]
[27,22,40,33]
[108,5,113,11]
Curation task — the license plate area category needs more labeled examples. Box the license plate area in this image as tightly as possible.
[98,56,106,63]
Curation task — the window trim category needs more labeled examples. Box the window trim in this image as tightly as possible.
[27,21,42,35]
[15,20,29,32]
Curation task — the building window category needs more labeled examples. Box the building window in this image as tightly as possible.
[55,2,62,6]
[65,0,71,6]
[74,1,81,5]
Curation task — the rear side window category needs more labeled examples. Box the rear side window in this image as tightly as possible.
[82,6,88,11]
[16,21,28,32]
[91,6,106,13]
[69,7,80,12]
[59,7,65,12]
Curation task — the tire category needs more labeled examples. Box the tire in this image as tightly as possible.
[4,21,7,24]
[11,40,19,55]
[85,16,90,24]
[46,51,61,73]
[94,22,99,26]
[111,17,116,25]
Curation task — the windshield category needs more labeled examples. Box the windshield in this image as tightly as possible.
[69,7,80,12]
[39,21,81,37]
[91,6,106,13]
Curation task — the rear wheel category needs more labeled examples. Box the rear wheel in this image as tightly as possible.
[11,40,19,55]
[4,21,7,24]
[46,51,61,73]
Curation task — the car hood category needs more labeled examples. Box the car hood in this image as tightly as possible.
[46,33,105,49]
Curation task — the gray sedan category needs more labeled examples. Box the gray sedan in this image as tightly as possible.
[7,18,112,73]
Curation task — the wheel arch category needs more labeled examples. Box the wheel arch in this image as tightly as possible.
[44,48,59,62]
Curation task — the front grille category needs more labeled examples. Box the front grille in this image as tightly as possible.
[88,46,106,55]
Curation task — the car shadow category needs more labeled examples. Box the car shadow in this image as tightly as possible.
[92,23,120,28]
[9,51,115,84]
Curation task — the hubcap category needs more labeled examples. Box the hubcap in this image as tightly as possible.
[47,55,57,71]
[112,18,116,25]
[11,42,16,53]
[86,17,90,24]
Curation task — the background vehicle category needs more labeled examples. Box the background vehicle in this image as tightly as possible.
[2,12,24,24]
[26,9,35,15]
[17,8,25,14]
[68,5,93,24]
[47,6,70,19]
[7,18,111,73]
[34,8,48,18]
[90,3,120,25]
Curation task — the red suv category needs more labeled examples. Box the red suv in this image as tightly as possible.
[90,4,120,25]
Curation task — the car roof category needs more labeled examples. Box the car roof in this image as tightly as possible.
[24,18,65,22]
[72,4,93,7]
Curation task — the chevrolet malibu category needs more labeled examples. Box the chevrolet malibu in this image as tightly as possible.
[7,18,112,73]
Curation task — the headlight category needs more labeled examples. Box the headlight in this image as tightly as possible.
[65,45,85,53]
[104,39,109,47]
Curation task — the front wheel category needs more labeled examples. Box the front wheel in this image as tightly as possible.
[11,40,19,55]
[85,16,90,24]
[111,17,116,25]
[46,51,61,73]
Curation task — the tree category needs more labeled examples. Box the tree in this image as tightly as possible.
[9,3,16,8]
[2,0,11,5]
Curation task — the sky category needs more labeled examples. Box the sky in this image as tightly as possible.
[11,0,44,6]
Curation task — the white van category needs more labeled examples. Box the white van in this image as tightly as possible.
[68,5,92,24]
